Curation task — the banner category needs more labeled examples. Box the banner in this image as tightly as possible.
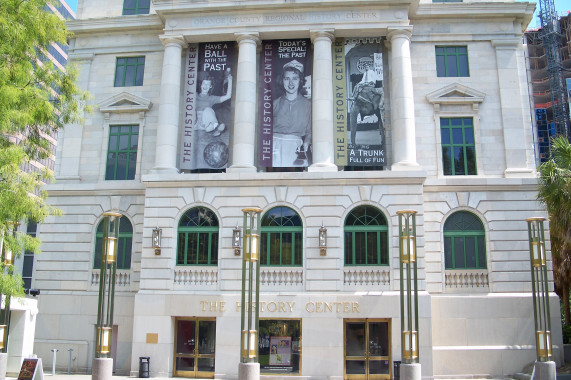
[333,38,385,167]
[259,39,312,168]
[269,336,292,365]
[181,42,236,170]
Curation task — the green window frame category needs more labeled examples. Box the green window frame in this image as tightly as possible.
[177,207,219,266]
[435,46,469,77]
[114,57,145,87]
[344,205,389,266]
[94,216,132,270]
[106,125,139,180]
[444,211,486,269]
[440,117,476,176]
[123,0,150,15]
[261,207,303,266]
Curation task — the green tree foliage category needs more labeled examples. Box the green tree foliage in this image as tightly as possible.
[537,136,571,326]
[0,0,88,296]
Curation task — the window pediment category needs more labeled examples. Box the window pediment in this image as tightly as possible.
[426,83,485,108]
[98,92,152,114]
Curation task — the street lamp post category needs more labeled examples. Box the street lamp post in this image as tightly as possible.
[0,223,17,379]
[239,208,262,380]
[93,212,121,380]
[526,217,556,380]
[397,210,421,380]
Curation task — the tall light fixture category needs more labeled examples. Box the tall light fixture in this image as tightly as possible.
[240,208,262,365]
[398,210,419,365]
[95,212,121,358]
[0,223,17,352]
[526,217,552,361]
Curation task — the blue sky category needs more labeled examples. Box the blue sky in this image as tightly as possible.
[526,0,571,29]
[65,0,77,14]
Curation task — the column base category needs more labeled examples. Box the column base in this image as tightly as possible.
[308,163,338,172]
[504,168,535,178]
[391,161,420,171]
[238,362,260,380]
[400,362,421,380]
[533,361,556,380]
[0,353,7,380]
[227,165,258,173]
[151,166,180,175]
[92,358,113,380]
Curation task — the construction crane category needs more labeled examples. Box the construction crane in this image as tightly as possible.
[538,0,570,139]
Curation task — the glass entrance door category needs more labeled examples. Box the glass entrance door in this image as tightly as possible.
[344,319,391,380]
[174,318,216,378]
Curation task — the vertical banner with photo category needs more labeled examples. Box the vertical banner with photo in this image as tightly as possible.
[181,42,236,170]
[333,38,385,167]
[259,39,312,168]
[269,336,292,366]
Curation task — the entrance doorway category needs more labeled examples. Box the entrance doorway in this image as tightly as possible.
[344,319,391,380]
[174,318,216,378]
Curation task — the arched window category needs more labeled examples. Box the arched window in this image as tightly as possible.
[94,216,132,269]
[444,211,486,269]
[344,205,389,266]
[177,207,219,265]
[261,207,302,266]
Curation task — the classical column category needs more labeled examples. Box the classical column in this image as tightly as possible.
[153,35,185,173]
[387,27,419,170]
[228,33,260,172]
[492,39,534,177]
[309,30,337,172]
[56,52,93,182]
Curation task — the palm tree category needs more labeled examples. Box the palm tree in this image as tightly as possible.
[537,136,571,325]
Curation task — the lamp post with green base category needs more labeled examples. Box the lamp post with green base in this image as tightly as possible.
[239,208,262,380]
[526,217,556,380]
[0,223,17,380]
[92,212,121,380]
[397,210,421,380]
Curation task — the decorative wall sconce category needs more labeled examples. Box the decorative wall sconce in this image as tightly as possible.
[232,224,241,256]
[152,227,162,256]
[319,225,327,256]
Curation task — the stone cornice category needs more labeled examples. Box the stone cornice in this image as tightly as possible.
[412,2,535,31]
[153,0,417,16]
[67,14,164,35]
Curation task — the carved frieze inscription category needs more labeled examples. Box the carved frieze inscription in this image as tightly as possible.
[191,11,381,28]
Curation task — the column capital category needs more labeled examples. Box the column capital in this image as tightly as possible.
[235,32,260,45]
[387,26,413,42]
[310,30,335,43]
[159,35,185,47]
[491,38,521,49]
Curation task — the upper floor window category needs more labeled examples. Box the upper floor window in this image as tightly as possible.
[177,207,219,266]
[344,205,389,266]
[440,117,476,176]
[436,46,469,77]
[106,125,139,180]
[114,57,145,87]
[261,207,302,266]
[444,211,486,269]
[94,216,133,270]
[123,0,150,15]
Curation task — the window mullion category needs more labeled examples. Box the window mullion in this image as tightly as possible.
[351,231,356,265]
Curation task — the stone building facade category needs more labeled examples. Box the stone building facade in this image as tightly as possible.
[34,0,562,378]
